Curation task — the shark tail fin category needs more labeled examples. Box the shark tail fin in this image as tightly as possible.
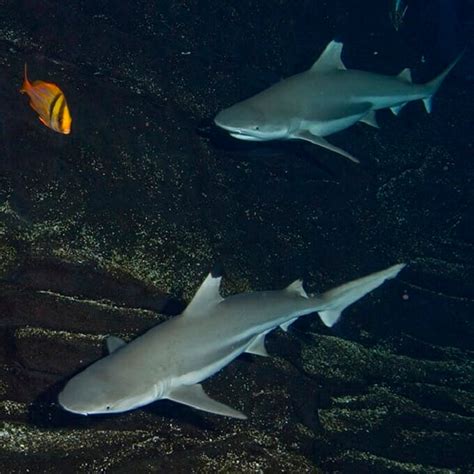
[423,51,464,113]
[317,263,405,327]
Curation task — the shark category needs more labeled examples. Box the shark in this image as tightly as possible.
[59,263,405,419]
[214,40,462,162]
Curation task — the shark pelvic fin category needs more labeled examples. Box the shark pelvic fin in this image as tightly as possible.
[423,97,433,113]
[166,384,247,419]
[293,130,359,163]
[285,279,308,298]
[318,263,406,327]
[183,270,224,318]
[397,68,412,83]
[359,110,379,128]
[280,317,298,332]
[390,103,407,115]
[310,40,346,73]
[246,332,269,357]
[106,336,126,354]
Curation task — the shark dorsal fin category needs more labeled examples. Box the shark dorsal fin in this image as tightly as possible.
[397,67,412,82]
[285,279,308,298]
[182,269,224,318]
[310,40,346,73]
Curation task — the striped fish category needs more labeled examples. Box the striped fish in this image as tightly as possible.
[20,64,72,134]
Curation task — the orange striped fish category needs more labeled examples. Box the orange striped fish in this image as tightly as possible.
[20,64,72,134]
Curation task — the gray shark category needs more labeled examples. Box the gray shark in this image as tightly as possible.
[59,263,405,419]
[214,40,462,162]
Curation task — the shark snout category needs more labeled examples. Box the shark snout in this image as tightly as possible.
[214,104,267,136]
[214,109,238,131]
[58,389,90,415]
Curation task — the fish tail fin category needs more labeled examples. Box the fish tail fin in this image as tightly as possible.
[423,50,464,113]
[316,263,406,327]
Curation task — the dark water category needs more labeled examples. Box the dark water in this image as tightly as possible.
[0,0,473,472]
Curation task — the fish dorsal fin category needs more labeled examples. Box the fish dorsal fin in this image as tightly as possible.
[106,335,126,353]
[397,67,412,82]
[310,40,346,73]
[182,268,224,318]
[20,63,31,93]
[285,279,308,298]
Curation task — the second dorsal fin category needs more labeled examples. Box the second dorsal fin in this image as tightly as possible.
[285,279,308,298]
[397,67,412,82]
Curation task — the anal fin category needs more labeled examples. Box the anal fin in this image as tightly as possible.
[280,317,298,332]
[293,131,359,163]
[106,335,126,353]
[166,384,247,419]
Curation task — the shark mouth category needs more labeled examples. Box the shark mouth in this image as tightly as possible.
[229,131,262,141]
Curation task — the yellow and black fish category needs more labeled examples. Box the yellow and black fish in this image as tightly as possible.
[20,64,72,134]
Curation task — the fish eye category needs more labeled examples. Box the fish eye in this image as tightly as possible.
[254,126,260,130]
[106,406,110,410]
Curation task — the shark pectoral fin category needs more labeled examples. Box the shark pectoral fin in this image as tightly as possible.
[182,266,224,319]
[280,317,298,332]
[106,336,127,353]
[246,332,269,357]
[359,110,379,129]
[167,384,247,419]
[310,40,346,72]
[293,131,359,163]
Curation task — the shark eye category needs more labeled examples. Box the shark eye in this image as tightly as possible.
[254,126,260,130]
[106,406,111,410]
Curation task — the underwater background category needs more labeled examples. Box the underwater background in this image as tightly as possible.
[0,0,473,472]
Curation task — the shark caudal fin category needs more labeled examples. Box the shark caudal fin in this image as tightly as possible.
[423,51,464,113]
[317,263,406,327]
